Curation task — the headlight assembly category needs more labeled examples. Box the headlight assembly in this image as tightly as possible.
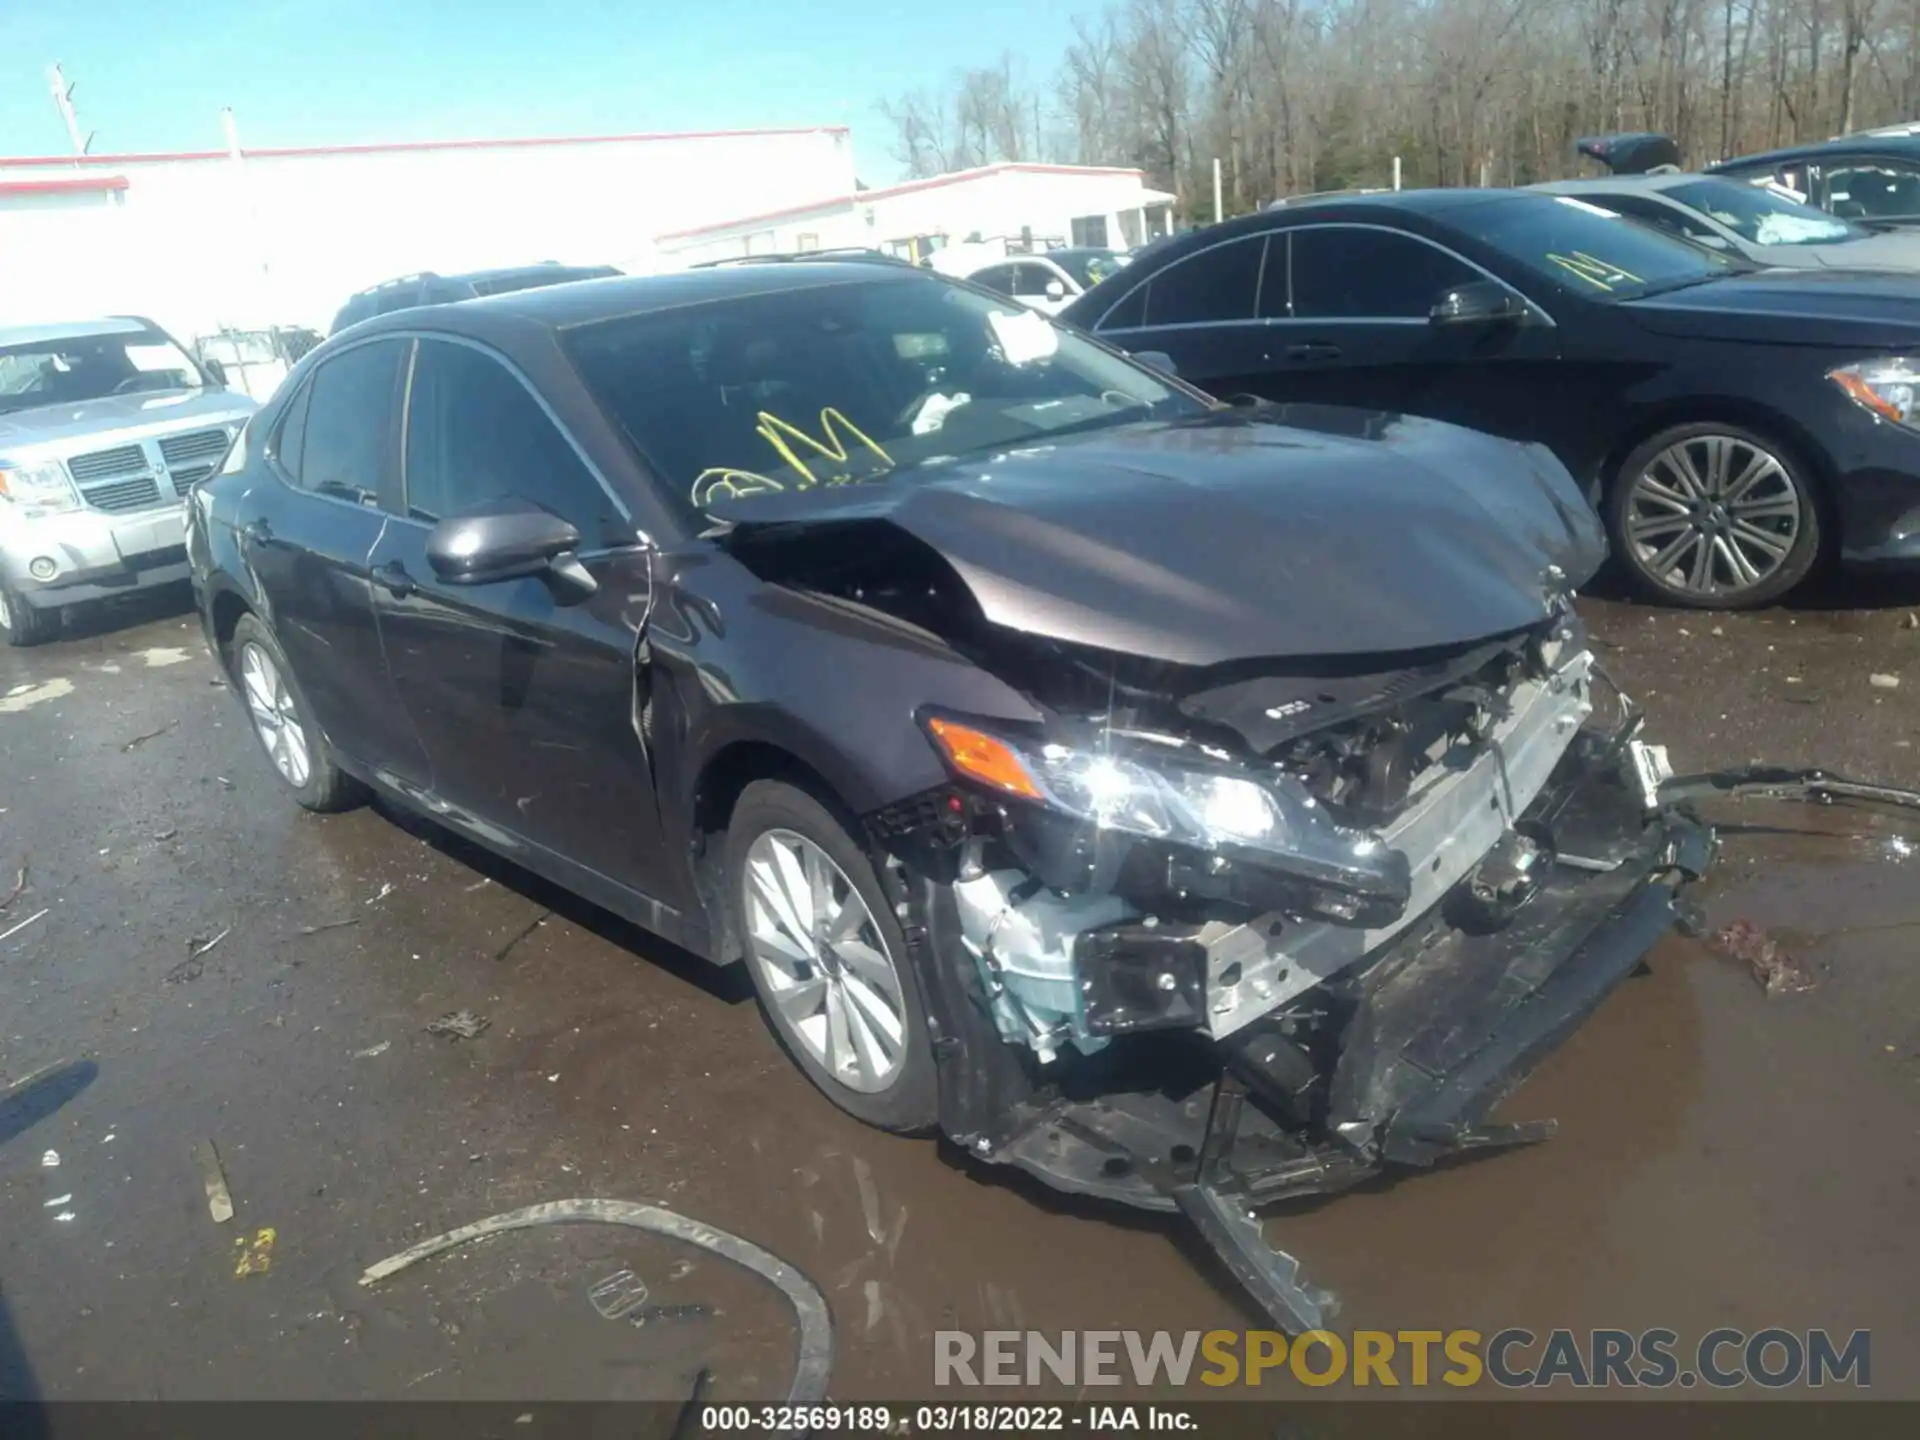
[923,715,1409,909]
[1830,356,1920,429]
[0,457,81,514]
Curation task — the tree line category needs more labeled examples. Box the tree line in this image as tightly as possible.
[877,0,1920,215]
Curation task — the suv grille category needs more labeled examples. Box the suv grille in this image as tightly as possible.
[82,476,165,513]
[158,430,229,466]
[68,445,149,483]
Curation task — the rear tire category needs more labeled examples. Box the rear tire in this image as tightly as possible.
[726,779,939,1132]
[0,585,59,647]
[1607,421,1821,608]
[229,613,365,812]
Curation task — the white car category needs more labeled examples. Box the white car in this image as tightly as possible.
[957,248,1131,316]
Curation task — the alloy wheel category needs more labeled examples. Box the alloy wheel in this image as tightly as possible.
[743,828,909,1094]
[1624,434,1803,600]
[239,641,312,789]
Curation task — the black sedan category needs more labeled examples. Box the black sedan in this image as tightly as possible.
[1062,188,1920,607]
[188,261,1712,1326]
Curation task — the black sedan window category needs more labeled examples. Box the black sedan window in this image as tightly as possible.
[564,275,1200,525]
[1288,227,1479,319]
[1458,194,1744,298]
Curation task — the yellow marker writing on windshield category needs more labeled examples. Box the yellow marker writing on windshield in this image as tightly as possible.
[755,408,892,489]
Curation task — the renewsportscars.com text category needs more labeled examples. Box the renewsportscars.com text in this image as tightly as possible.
[934,1327,1871,1390]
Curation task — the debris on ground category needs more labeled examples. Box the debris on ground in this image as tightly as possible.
[167,926,232,983]
[43,1194,72,1208]
[151,826,178,842]
[0,859,25,910]
[233,1227,275,1277]
[357,1198,833,1404]
[41,1150,58,1168]
[194,1139,235,1223]
[493,909,551,962]
[588,1268,650,1320]
[0,908,48,945]
[1883,836,1916,863]
[631,1302,713,1327]
[1712,919,1819,996]
[297,917,359,936]
[1869,673,1901,690]
[120,720,178,752]
[1904,612,1918,630]
[215,776,234,790]
[366,882,394,906]
[354,1041,391,1059]
[425,1010,491,1040]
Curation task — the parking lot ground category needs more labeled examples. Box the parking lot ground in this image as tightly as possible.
[2,579,1917,1401]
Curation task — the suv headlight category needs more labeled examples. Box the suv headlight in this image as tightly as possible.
[1830,357,1920,429]
[0,457,81,514]
[923,715,1408,905]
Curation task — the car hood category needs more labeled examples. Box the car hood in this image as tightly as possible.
[702,408,1604,667]
[1807,231,1920,269]
[0,388,257,451]
[1623,267,1920,346]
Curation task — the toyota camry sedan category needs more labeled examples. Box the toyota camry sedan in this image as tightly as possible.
[189,259,1714,1328]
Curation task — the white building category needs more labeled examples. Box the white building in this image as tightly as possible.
[0,126,857,341]
[655,161,1176,266]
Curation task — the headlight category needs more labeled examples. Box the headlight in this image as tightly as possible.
[0,457,81,514]
[1830,357,1920,428]
[924,715,1405,906]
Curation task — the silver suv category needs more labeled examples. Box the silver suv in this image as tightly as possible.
[1,318,257,646]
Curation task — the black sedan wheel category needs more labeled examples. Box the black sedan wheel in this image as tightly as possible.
[1609,423,1821,608]
[726,779,938,1132]
[229,614,364,812]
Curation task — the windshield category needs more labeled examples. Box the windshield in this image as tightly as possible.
[1052,250,1129,288]
[0,329,204,416]
[564,273,1202,524]
[1665,178,1864,246]
[1461,193,1744,299]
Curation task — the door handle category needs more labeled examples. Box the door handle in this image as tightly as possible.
[375,559,417,598]
[1283,342,1343,364]
[241,517,272,545]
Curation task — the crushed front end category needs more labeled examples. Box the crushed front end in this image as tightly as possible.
[864,606,1715,1331]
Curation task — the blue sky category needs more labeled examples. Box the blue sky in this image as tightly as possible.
[0,0,1081,180]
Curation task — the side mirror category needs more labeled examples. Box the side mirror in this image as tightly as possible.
[1132,349,1179,377]
[204,358,229,387]
[425,496,597,601]
[1044,278,1068,301]
[1430,279,1529,327]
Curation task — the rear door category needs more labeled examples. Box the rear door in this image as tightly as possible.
[366,336,668,895]
[1090,232,1277,393]
[238,337,429,783]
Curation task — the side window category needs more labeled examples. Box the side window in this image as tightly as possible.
[971,265,1017,297]
[293,340,406,503]
[1013,263,1060,298]
[268,379,312,477]
[1094,279,1147,331]
[1144,236,1266,325]
[1825,160,1920,220]
[403,339,624,543]
[1289,227,1479,319]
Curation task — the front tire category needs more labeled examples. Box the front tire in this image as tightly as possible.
[229,614,364,812]
[1607,422,1822,608]
[0,585,59,647]
[726,779,938,1132]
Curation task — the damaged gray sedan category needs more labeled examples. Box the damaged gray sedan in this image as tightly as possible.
[190,259,1716,1328]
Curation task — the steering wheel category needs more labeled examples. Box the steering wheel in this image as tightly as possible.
[111,377,149,395]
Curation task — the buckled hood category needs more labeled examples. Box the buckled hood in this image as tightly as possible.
[702,407,1605,667]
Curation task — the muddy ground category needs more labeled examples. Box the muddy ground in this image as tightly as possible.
[2,576,1916,1402]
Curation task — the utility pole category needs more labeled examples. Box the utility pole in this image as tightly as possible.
[46,64,94,155]
[1212,157,1223,223]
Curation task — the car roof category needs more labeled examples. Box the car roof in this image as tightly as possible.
[1534,174,1710,196]
[0,317,153,346]
[341,261,930,342]
[1712,132,1920,169]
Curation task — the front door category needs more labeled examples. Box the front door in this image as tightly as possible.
[367,336,668,899]
[239,337,429,785]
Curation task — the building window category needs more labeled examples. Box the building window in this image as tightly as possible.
[1071,214,1110,248]
[795,233,820,252]
[743,231,777,255]
[1144,203,1173,238]
[1118,208,1146,248]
